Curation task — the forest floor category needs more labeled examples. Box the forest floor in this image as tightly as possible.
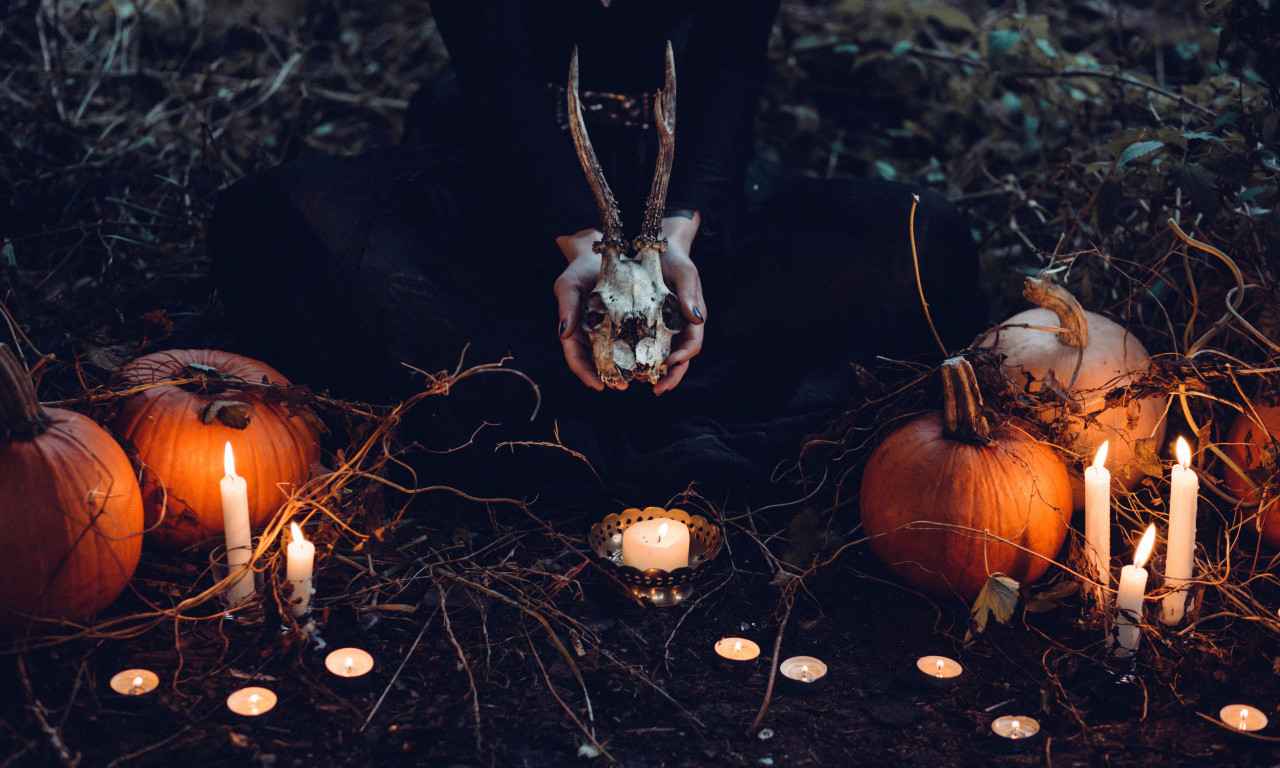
[2,0,1279,766]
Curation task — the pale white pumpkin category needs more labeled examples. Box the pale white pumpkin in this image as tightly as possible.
[977,277,1167,504]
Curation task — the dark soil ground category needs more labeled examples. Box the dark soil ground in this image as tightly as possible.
[3,1,1280,766]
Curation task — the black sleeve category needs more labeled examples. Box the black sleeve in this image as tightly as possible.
[667,0,781,227]
[428,0,600,244]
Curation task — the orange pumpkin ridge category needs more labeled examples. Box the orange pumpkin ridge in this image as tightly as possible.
[860,357,1074,600]
[0,344,145,636]
[111,349,322,551]
[1223,403,1280,547]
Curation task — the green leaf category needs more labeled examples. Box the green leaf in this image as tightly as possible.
[1114,140,1164,171]
[1174,161,1219,216]
[1181,131,1224,143]
[989,29,1020,56]
[875,160,898,180]
[1236,186,1268,203]
[1034,38,1059,58]
[965,573,1020,644]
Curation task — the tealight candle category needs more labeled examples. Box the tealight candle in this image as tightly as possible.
[1162,437,1199,625]
[219,442,256,607]
[915,655,963,688]
[325,647,375,679]
[1112,524,1157,657]
[714,637,761,671]
[991,715,1041,750]
[226,686,277,719]
[779,655,827,693]
[109,668,159,697]
[285,521,315,617]
[1083,441,1112,604]
[1220,704,1268,733]
[620,518,690,572]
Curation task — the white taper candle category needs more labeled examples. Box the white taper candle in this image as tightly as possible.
[1113,524,1157,657]
[219,442,255,606]
[1083,441,1112,604]
[1161,437,1198,625]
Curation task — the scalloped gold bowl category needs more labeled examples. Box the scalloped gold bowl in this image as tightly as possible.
[588,507,723,606]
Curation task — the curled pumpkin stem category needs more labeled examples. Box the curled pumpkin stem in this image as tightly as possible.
[1022,276,1089,349]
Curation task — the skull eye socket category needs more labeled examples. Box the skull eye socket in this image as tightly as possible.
[584,294,607,332]
[661,293,685,330]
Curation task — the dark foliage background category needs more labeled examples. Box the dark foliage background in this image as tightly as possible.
[1,1,1279,767]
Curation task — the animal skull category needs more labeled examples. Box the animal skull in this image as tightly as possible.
[568,44,684,386]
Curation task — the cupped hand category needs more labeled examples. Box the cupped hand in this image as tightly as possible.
[654,211,706,396]
[554,229,607,390]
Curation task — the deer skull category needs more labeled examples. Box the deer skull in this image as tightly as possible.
[568,44,685,387]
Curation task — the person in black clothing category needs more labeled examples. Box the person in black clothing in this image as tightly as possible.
[208,0,984,502]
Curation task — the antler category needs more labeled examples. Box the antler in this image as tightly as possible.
[637,41,677,250]
[567,46,627,256]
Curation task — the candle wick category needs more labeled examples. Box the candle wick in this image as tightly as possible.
[935,659,944,677]
[1239,709,1249,730]
[345,658,354,675]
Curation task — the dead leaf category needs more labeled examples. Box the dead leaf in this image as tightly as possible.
[1130,437,1164,478]
[202,400,254,429]
[965,573,1020,644]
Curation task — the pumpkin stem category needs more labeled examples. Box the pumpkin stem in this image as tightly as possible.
[1023,276,1089,349]
[941,356,993,445]
[0,344,52,440]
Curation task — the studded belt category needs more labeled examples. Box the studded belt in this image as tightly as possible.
[548,83,656,131]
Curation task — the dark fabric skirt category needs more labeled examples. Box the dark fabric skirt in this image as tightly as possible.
[207,85,985,506]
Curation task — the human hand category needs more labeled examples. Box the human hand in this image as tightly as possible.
[654,210,705,396]
[554,228,606,391]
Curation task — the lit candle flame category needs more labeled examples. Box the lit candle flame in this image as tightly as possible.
[656,522,668,542]
[733,641,742,654]
[1010,719,1023,739]
[1175,436,1191,468]
[291,521,305,543]
[935,659,945,677]
[1239,707,1250,730]
[799,664,810,681]
[223,441,238,478]
[248,693,260,715]
[345,657,355,675]
[130,676,144,694]
[1093,440,1109,470]
[1133,524,1157,568]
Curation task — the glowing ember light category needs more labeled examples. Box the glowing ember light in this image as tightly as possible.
[224,441,238,477]
[1176,436,1191,467]
[1093,441,1109,470]
[1134,524,1156,568]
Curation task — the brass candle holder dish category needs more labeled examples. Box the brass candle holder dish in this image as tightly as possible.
[588,507,722,607]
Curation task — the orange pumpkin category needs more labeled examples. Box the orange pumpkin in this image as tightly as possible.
[977,276,1167,504]
[0,344,144,635]
[860,357,1074,600]
[111,349,321,550]
[1223,404,1280,547]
